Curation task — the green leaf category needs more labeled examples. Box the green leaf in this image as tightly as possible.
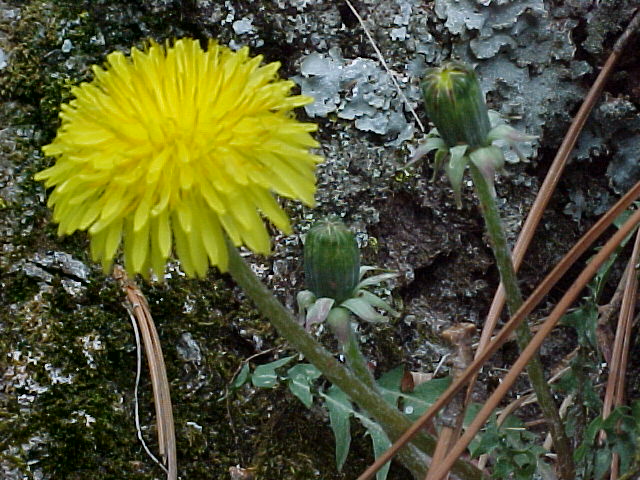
[323,386,353,472]
[583,415,603,444]
[287,363,321,408]
[594,447,612,480]
[590,210,638,300]
[376,366,405,406]
[251,356,295,388]
[375,366,451,421]
[632,400,640,424]
[358,415,392,480]
[402,377,451,421]
[562,302,599,348]
[341,297,387,323]
[376,366,451,421]
[233,362,250,388]
[323,384,393,479]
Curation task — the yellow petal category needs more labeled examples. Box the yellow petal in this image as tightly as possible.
[249,188,291,234]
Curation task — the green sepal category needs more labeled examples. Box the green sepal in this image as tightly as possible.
[406,135,446,168]
[326,306,352,345]
[445,145,468,208]
[297,290,316,324]
[305,297,335,329]
[341,297,388,323]
[469,146,504,197]
[432,148,449,181]
[357,290,400,317]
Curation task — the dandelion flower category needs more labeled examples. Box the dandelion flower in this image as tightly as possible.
[36,38,322,278]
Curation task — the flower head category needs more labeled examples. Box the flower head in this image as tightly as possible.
[36,38,322,278]
[297,218,399,331]
[304,217,361,304]
[412,61,535,207]
[422,61,491,149]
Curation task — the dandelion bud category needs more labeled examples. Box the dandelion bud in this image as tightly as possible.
[422,61,491,149]
[304,218,360,304]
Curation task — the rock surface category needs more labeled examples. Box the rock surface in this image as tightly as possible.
[0,0,638,478]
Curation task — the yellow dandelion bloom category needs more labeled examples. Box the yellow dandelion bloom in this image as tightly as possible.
[36,38,322,278]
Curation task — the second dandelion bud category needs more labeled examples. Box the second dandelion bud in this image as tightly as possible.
[417,61,534,206]
[422,61,491,149]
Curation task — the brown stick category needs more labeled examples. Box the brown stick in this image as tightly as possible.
[356,180,640,480]
[473,6,640,392]
[114,266,177,480]
[425,324,476,480]
[606,229,640,480]
[414,207,640,480]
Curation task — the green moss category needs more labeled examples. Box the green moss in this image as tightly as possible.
[2,255,410,478]
[0,1,416,478]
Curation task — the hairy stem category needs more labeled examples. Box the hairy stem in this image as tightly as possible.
[344,321,378,390]
[469,164,575,480]
[225,240,486,480]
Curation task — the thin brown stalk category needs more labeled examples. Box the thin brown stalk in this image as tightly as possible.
[413,207,640,480]
[356,181,640,480]
[114,266,177,480]
[601,263,633,422]
[597,272,628,366]
[606,229,640,480]
[425,325,476,480]
[343,0,425,133]
[473,7,640,389]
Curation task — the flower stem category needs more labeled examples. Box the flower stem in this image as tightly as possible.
[469,163,575,479]
[327,307,377,390]
[343,321,378,389]
[225,240,486,480]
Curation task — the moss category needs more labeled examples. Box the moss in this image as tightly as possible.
[1,1,413,478]
[2,253,406,478]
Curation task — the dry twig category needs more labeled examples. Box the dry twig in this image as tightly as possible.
[425,324,476,480]
[114,266,177,480]
[416,207,640,480]
[603,229,640,479]
[473,7,640,392]
[357,180,640,480]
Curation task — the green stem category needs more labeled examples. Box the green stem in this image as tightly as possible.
[327,307,377,390]
[225,239,486,480]
[343,321,378,390]
[469,164,575,480]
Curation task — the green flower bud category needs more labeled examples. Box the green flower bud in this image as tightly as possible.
[422,61,491,149]
[304,218,360,304]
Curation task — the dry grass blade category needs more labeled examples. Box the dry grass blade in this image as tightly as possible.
[603,229,640,479]
[425,325,476,480]
[114,266,177,480]
[343,0,425,133]
[357,181,640,480]
[474,6,640,381]
[422,207,640,480]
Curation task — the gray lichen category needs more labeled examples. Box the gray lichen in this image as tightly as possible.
[297,48,416,143]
